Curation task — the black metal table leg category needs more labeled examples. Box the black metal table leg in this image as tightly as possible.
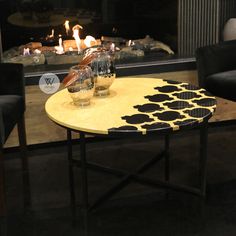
[67,123,210,227]
[199,123,208,218]
[17,116,31,211]
[79,132,89,231]
[164,135,170,199]
[165,135,170,182]
[67,129,76,224]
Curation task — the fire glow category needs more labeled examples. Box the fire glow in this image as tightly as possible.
[72,24,83,53]
[21,20,102,56]
[84,35,97,48]
[64,20,70,35]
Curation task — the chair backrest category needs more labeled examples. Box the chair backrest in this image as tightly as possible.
[0,63,25,145]
[195,40,236,88]
[0,63,25,99]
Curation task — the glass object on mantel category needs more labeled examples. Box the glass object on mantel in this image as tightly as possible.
[88,47,116,97]
[62,65,95,107]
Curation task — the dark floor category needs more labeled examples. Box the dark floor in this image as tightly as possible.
[2,124,236,236]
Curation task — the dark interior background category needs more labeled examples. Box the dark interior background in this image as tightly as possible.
[0,0,178,52]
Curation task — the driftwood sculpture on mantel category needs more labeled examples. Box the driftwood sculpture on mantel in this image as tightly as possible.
[102,35,174,55]
[132,35,174,54]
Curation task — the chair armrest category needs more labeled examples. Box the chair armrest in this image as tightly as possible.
[0,63,25,97]
[195,40,236,88]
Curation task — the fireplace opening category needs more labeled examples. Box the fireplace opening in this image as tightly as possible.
[0,0,234,74]
[0,0,179,72]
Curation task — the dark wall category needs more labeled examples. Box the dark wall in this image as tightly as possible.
[99,0,177,48]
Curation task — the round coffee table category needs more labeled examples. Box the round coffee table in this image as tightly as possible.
[45,77,216,223]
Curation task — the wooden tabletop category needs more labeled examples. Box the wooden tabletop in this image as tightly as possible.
[45,77,216,135]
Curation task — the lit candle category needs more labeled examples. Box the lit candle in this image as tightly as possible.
[72,24,83,54]
[23,48,30,56]
[54,37,64,54]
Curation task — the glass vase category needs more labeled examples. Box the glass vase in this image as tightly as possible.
[90,50,116,97]
[64,65,95,106]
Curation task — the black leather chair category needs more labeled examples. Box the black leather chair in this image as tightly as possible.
[195,39,236,101]
[0,63,30,233]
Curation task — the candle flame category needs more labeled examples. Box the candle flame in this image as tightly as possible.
[49,29,54,38]
[72,24,83,53]
[46,29,54,41]
[64,20,70,35]
[73,29,80,52]
[110,43,115,52]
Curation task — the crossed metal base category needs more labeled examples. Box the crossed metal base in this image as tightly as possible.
[66,123,208,226]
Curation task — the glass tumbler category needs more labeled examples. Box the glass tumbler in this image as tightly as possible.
[65,65,95,106]
[90,50,116,96]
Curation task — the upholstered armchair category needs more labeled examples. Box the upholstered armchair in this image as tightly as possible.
[0,63,30,230]
[195,39,236,101]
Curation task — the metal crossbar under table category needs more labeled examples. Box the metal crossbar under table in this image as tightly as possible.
[66,122,208,223]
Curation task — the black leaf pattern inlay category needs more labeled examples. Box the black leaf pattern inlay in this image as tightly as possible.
[106,79,216,135]
[173,92,201,100]
[163,101,193,110]
[180,84,199,90]
[199,90,213,97]
[108,126,140,132]
[145,94,172,102]
[153,111,185,121]
[174,119,197,126]
[192,98,217,107]
[163,80,182,85]
[122,114,154,124]
[184,108,211,118]
[141,122,171,131]
[133,103,163,113]
[154,85,181,93]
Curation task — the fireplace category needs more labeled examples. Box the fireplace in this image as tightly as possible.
[0,0,236,76]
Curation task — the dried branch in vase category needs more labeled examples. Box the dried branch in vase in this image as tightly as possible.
[62,71,77,87]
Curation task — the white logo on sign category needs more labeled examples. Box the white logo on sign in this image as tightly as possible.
[39,73,60,94]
